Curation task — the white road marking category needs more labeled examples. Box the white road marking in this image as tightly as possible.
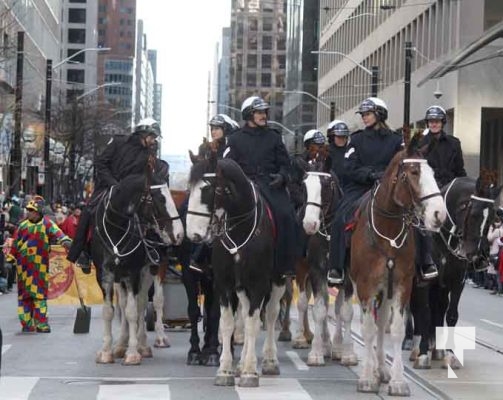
[236,378,312,400]
[1,344,12,355]
[286,350,309,371]
[97,384,170,400]
[0,377,39,400]
[480,319,503,329]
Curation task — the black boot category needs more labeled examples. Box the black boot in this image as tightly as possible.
[420,233,438,280]
[67,209,92,274]
[327,222,346,286]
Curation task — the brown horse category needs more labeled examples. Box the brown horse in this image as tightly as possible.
[348,139,446,395]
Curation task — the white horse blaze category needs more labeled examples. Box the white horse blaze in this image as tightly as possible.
[303,174,322,235]
[186,180,211,241]
[419,162,447,231]
[160,185,184,245]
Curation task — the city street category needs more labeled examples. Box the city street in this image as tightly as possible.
[1,283,503,400]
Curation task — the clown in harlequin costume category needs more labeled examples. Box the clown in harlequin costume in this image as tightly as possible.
[6,195,71,333]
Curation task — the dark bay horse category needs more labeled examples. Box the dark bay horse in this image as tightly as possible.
[92,170,184,365]
[304,138,446,395]
[410,177,498,370]
[186,158,285,387]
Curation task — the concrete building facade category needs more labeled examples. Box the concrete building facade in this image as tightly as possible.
[229,0,287,124]
[217,27,232,116]
[134,19,154,123]
[148,49,162,125]
[317,0,503,178]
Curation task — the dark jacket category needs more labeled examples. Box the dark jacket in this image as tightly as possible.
[419,131,466,187]
[225,125,290,185]
[328,142,347,188]
[344,126,403,196]
[94,134,153,191]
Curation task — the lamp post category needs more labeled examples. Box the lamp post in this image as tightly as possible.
[283,90,331,109]
[312,50,379,97]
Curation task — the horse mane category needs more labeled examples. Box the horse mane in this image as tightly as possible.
[189,158,212,185]
[217,158,250,187]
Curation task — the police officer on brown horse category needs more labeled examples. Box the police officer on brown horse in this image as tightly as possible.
[224,96,297,277]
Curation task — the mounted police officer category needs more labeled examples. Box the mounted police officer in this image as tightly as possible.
[199,114,240,159]
[414,105,467,280]
[224,96,297,277]
[301,129,326,162]
[67,117,162,272]
[327,119,350,188]
[327,97,403,285]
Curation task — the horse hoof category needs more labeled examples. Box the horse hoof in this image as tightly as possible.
[332,348,342,360]
[187,352,201,366]
[139,346,153,358]
[442,353,462,370]
[402,338,414,351]
[122,352,142,365]
[292,338,310,349]
[239,374,259,387]
[413,354,431,369]
[388,381,411,397]
[432,349,445,361]
[278,330,292,342]
[357,378,380,393]
[341,353,358,366]
[215,372,235,386]
[261,359,280,375]
[235,364,242,377]
[307,353,325,366]
[96,351,114,364]
[305,332,314,344]
[378,366,391,383]
[409,348,419,362]
[205,354,220,367]
[154,337,171,348]
[112,346,127,359]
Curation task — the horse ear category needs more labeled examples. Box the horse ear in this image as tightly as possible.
[188,150,198,165]
[406,133,420,156]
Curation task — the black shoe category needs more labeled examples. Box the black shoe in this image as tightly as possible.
[421,264,438,280]
[327,269,344,286]
[76,252,91,274]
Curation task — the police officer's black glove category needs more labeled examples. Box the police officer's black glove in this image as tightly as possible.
[368,170,384,182]
[269,173,285,189]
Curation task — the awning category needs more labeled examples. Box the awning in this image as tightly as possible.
[417,19,503,87]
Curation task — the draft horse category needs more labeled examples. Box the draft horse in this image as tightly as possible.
[92,167,184,365]
[410,176,498,370]
[303,137,446,395]
[186,158,286,387]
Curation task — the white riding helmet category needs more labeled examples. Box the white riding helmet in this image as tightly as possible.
[303,129,325,145]
[357,97,388,121]
[327,120,350,137]
[133,118,161,137]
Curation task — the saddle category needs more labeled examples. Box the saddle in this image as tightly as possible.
[343,190,372,233]
[264,203,277,242]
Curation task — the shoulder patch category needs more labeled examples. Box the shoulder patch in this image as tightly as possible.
[344,147,355,159]
[223,147,231,158]
[107,137,114,145]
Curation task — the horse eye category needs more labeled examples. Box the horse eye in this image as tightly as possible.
[410,169,419,176]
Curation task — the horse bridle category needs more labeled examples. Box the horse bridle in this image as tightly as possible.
[370,159,442,249]
[304,171,338,240]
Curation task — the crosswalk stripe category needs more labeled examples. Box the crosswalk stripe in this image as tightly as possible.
[286,350,309,371]
[1,344,12,355]
[97,384,170,400]
[236,378,312,400]
[0,377,39,400]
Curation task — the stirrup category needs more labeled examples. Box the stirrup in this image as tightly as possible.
[76,252,91,274]
[327,269,344,286]
[420,265,438,280]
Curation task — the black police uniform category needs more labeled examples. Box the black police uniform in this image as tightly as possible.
[419,130,466,187]
[328,127,403,279]
[415,130,466,276]
[328,142,348,188]
[67,133,155,263]
[225,124,298,276]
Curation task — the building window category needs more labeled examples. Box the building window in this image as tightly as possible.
[98,4,106,12]
[67,69,85,84]
[277,55,286,69]
[261,73,271,87]
[248,34,258,50]
[277,36,286,51]
[68,8,86,23]
[262,54,272,69]
[262,35,273,50]
[249,18,258,31]
[69,0,86,3]
[247,73,256,87]
[120,19,125,26]
[248,54,257,68]
[263,18,273,31]
[485,0,503,30]
[67,48,85,63]
[68,29,86,44]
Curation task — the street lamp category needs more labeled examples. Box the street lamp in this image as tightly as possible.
[312,50,379,97]
[76,82,122,101]
[283,90,331,109]
[52,47,111,70]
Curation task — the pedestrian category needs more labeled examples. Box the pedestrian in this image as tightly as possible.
[488,214,503,294]
[6,195,72,333]
[60,202,83,239]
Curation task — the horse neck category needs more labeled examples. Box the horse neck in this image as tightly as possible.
[223,179,257,237]
[372,179,406,235]
[104,193,135,236]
